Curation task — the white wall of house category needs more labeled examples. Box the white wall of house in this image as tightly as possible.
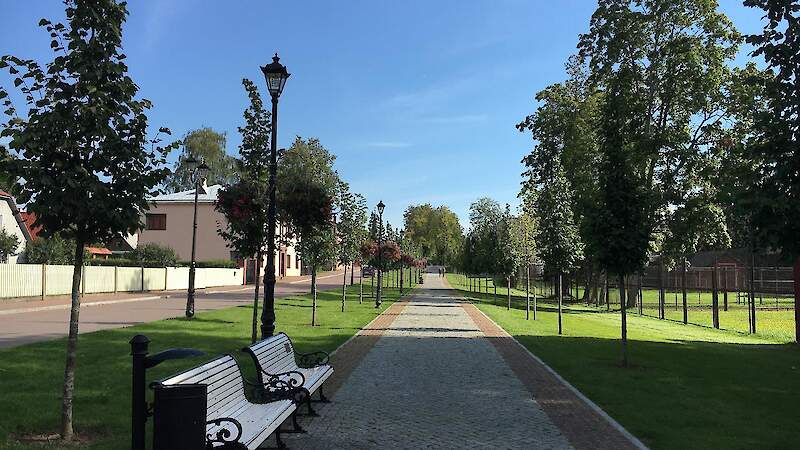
[136,185,301,277]
[0,199,26,264]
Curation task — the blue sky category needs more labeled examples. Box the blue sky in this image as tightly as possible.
[1,1,765,229]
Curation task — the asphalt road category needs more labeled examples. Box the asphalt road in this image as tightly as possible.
[0,270,355,349]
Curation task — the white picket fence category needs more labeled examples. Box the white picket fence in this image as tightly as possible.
[0,264,244,299]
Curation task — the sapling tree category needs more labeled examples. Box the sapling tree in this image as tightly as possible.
[277,137,339,326]
[0,0,176,440]
[509,206,538,319]
[594,65,652,368]
[215,78,270,343]
[534,157,584,335]
[0,229,20,263]
[335,180,367,311]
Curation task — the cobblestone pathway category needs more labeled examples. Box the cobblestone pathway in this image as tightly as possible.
[284,274,582,449]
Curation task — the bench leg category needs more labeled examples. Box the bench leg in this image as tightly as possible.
[311,385,331,404]
[305,391,319,417]
[284,410,306,434]
[275,425,287,449]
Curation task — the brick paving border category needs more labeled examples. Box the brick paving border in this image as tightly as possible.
[320,301,409,398]
[462,303,647,450]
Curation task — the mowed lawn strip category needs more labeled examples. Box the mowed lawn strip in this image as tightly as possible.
[445,273,796,342]
[445,274,800,450]
[0,283,411,450]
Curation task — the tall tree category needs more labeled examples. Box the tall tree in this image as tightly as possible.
[277,137,339,326]
[215,78,271,343]
[403,204,464,265]
[743,0,800,342]
[578,0,742,268]
[335,180,368,312]
[0,0,176,440]
[166,127,238,192]
[0,144,21,195]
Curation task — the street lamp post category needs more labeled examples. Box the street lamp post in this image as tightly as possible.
[185,157,209,318]
[375,200,385,308]
[260,53,290,339]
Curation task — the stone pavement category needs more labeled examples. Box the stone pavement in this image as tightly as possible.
[284,274,644,449]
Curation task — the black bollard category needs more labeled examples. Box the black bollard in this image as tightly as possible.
[130,335,205,450]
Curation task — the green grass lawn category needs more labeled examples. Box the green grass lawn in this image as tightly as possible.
[0,282,413,449]
[446,273,797,342]
[446,274,800,449]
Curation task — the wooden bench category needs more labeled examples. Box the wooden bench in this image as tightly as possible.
[242,333,334,416]
[152,354,298,449]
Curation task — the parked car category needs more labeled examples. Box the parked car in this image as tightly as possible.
[361,266,375,277]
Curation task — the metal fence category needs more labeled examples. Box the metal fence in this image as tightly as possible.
[550,264,796,343]
[452,262,797,343]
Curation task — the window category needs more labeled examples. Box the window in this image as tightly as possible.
[145,214,166,230]
[287,255,291,269]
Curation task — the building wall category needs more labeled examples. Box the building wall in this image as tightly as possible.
[137,202,301,278]
[138,203,231,262]
[0,200,26,264]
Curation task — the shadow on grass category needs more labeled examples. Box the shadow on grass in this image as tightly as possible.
[506,333,800,449]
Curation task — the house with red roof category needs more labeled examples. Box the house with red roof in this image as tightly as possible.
[0,190,31,263]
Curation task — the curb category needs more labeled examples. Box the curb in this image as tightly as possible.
[469,303,649,450]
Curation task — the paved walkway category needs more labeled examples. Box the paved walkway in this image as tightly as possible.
[285,275,644,449]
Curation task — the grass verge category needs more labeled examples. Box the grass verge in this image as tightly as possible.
[445,274,800,449]
[0,282,411,449]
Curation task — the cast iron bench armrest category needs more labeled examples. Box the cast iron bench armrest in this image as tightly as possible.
[206,417,246,449]
[246,370,306,403]
[295,350,330,368]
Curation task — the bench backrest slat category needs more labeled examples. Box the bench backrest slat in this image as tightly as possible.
[158,355,247,420]
[244,333,300,384]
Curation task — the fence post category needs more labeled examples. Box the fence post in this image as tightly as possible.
[114,266,118,294]
[658,261,665,319]
[712,259,720,329]
[41,264,47,300]
[638,274,643,316]
[749,252,757,334]
[793,257,799,344]
[723,267,728,311]
[682,257,688,325]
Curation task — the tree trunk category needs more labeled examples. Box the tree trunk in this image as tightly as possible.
[526,266,531,320]
[582,266,592,303]
[350,262,354,286]
[557,272,563,335]
[359,267,364,304]
[620,274,628,367]
[311,268,318,326]
[341,264,347,312]
[61,237,86,441]
[252,253,262,344]
[626,274,638,308]
[507,276,511,311]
